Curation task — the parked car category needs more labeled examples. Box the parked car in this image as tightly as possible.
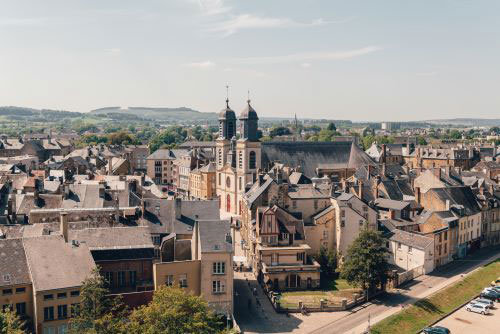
[482,287,499,295]
[470,298,494,308]
[466,302,490,315]
[422,326,450,334]
[481,290,500,302]
[490,286,500,293]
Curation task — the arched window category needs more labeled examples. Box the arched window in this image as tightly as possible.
[226,194,231,212]
[249,151,256,169]
[226,176,231,188]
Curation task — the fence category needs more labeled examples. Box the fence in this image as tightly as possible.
[396,265,424,287]
[267,289,383,313]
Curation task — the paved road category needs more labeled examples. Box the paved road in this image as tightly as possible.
[308,246,500,334]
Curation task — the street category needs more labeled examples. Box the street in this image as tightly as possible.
[234,246,500,334]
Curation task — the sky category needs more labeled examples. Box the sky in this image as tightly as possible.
[0,0,499,121]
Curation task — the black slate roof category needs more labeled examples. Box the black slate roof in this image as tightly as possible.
[261,141,374,178]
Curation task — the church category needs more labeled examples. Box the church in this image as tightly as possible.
[215,97,376,216]
[216,98,261,215]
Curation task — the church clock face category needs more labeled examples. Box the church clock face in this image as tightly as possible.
[226,176,231,188]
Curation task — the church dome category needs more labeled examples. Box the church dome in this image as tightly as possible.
[218,99,236,120]
[239,100,259,120]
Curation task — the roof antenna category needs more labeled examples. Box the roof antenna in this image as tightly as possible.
[226,84,230,108]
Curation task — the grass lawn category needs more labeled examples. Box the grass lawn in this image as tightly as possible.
[280,278,361,307]
[371,259,500,334]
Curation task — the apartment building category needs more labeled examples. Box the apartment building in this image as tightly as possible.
[189,162,217,200]
[420,186,482,258]
[153,220,233,315]
[24,235,95,334]
[0,238,33,325]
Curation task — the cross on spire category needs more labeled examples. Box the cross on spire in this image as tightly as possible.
[247,90,251,104]
[225,84,230,107]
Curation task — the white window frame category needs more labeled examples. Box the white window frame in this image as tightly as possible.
[212,262,226,275]
[212,280,225,293]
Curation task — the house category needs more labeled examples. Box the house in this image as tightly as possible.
[146,149,187,188]
[252,205,321,291]
[0,238,33,327]
[420,187,482,258]
[304,193,377,257]
[153,220,234,315]
[23,235,96,334]
[404,146,476,170]
[70,225,155,294]
[414,210,459,267]
[413,167,463,194]
[189,162,217,200]
[385,228,435,274]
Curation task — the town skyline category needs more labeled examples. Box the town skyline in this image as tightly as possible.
[2,0,500,121]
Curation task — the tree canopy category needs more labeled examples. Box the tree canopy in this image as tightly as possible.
[341,229,390,291]
[127,286,225,334]
[69,268,127,334]
[0,309,24,334]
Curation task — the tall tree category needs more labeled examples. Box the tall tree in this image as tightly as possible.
[316,246,338,278]
[327,122,337,132]
[69,268,127,334]
[0,309,25,334]
[127,286,223,334]
[341,229,390,291]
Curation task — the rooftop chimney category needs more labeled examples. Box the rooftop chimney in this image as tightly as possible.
[381,144,387,164]
[445,199,450,211]
[174,198,182,220]
[358,180,363,199]
[60,212,69,243]
[433,168,442,180]
[108,158,113,175]
[415,186,421,204]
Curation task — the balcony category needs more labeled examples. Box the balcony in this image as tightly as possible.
[261,256,321,274]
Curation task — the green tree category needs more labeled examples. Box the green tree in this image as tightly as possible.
[417,136,427,145]
[327,122,337,132]
[0,309,25,334]
[316,246,338,278]
[341,229,390,291]
[269,126,291,137]
[107,131,138,145]
[69,268,127,334]
[127,286,224,334]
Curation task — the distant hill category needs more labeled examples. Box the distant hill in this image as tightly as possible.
[89,106,218,122]
[0,106,83,121]
[424,118,500,127]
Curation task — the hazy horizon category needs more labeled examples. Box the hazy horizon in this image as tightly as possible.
[1,0,499,121]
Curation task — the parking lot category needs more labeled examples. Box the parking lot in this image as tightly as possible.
[431,298,500,333]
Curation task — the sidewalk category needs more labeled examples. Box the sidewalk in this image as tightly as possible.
[349,250,500,334]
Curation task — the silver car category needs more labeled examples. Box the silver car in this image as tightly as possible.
[472,298,494,308]
[466,302,490,315]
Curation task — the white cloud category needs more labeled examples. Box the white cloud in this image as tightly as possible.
[232,46,382,65]
[193,0,231,16]
[185,60,216,69]
[211,14,332,36]
[301,62,312,68]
